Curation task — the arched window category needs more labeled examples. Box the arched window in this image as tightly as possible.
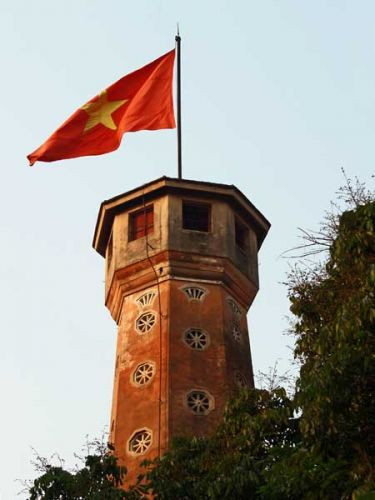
[227,297,241,318]
[136,291,156,308]
[182,286,206,301]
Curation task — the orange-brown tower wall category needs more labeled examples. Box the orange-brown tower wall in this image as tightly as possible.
[93,177,270,486]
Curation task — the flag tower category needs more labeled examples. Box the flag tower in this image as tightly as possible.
[93,176,270,485]
[27,31,271,487]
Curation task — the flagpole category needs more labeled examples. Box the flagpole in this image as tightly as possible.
[175,29,182,179]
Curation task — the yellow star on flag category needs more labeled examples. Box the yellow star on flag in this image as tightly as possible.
[81,90,128,132]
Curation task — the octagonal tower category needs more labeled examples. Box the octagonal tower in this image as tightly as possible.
[93,177,270,485]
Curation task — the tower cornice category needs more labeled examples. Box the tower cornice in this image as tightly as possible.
[106,250,258,324]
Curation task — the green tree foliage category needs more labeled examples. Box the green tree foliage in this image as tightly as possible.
[143,387,297,499]
[287,194,375,498]
[26,439,144,500]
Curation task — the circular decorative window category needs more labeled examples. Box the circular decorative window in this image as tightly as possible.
[184,329,209,350]
[186,390,213,415]
[234,371,248,388]
[136,312,156,334]
[133,362,155,386]
[232,323,242,342]
[128,429,152,455]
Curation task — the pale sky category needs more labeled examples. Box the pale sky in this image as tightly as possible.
[1,1,374,497]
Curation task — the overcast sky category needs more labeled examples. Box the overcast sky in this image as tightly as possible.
[1,1,374,497]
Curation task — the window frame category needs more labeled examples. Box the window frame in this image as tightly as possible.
[128,205,154,242]
[185,389,215,415]
[127,428,153,456]
[107,231,113,266]
[234,217,248,252]
[182,200,211,233]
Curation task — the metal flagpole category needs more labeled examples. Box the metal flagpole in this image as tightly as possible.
[175,27,182,179]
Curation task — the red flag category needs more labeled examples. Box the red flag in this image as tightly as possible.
[27,50,175,166]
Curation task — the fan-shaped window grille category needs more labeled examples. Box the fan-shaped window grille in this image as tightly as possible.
[234,371,248,388]
[232,323,242,342]
[136,291,156,308]
[184,329,209,350]
[136,312,156,334]
[183,286,206,301]
[227,297,241,318]
[128,429,152,455]
[133,362,155,386]
[186,390,213,415]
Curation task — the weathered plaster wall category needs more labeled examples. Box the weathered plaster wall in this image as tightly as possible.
[94,179,269,488]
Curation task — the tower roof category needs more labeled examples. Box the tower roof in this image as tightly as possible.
[93,176,270,257]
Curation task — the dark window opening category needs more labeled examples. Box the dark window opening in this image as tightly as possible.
[129,205,154,241]
[235,219,247,251]
[107,233,113,265]
[182,202,210,232]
